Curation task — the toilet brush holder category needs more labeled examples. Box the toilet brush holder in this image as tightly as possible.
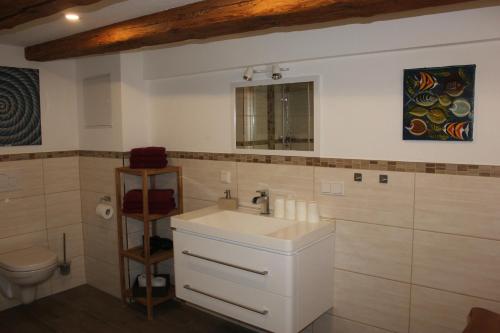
[59,233,71,276]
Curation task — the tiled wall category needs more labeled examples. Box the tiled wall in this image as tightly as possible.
[79,156,176,297]
[0,157,85,310]
[79,156,123,298]
[8,152,496,332]
[169,157,500,333]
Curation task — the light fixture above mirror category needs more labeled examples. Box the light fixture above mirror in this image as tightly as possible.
[242,64,289,81]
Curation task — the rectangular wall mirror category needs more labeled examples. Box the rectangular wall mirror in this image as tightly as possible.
[235,80,315,152]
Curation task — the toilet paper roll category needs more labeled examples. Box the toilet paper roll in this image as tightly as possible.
[96,203,114,220]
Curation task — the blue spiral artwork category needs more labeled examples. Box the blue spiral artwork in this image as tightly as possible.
[0,66,41,146]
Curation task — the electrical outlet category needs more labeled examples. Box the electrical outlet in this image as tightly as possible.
[320,182,332,194]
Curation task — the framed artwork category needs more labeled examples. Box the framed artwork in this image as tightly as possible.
[0,66,41,146]
[403,64,476,141]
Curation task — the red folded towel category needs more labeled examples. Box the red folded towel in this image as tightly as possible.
[129,156,167,169]
[123,189,174,203]
[123,198,176,214]
[130,147,166,157]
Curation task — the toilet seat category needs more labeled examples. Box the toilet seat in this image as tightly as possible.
[0,247,58,272]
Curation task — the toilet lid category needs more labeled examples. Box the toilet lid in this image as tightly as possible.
[0,247,57,272]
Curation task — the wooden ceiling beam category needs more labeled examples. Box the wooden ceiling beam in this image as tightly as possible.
[0,0,104,30]
[25,0,481,61]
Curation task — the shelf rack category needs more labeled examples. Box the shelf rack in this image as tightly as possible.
[115,166,183,320]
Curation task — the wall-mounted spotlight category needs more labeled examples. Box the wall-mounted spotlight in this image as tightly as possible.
[243,67,254,81]
[242,64,289,81]
[272,64,282,80]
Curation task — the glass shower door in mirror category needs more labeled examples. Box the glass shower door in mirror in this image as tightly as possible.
[235,81,314,152]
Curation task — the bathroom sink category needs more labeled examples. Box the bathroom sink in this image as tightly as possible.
[171,206,335,253]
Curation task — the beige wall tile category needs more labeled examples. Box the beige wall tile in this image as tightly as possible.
[168,158,237,202]
[184,197,216,212]
[85,256,120,298]
[0,160,43,199]
[46,190,82,228]
[332,316,393,333]
[48,223,84,260]
[315,168,414,228]
[413,231,500,301]
[51,256,86,295]
[237,162,314,207]
[79,157,122,194]
[83,223,118,266]
[335,220,413,282]
[0,230,47,254]
[410,285,500,333]
[43,157,80,194]
[81,190,117,231]
[0,195,46,238]
[334,269,411,333]
[415,173,500,240]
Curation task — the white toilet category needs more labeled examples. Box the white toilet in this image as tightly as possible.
[0,247,58,304]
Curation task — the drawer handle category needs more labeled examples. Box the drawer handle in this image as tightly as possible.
[182,250,269,276]
[183,284,269,316]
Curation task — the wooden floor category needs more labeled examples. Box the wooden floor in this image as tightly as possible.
[0,285,255,333]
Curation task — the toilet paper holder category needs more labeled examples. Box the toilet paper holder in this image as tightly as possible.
[100,196,111,203]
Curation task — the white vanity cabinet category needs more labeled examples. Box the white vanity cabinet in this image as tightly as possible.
[173,230,334,333]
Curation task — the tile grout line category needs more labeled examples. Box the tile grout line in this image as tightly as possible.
[334,267,500,305]
[407,172,417,333]
[333,314,398,333]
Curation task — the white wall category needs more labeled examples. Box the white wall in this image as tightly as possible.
[120,52,152,151]
[0,44,78,154]
[147,5,500,165]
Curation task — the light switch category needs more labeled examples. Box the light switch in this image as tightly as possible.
[220,170,231,184]
[331,182,344,196]
[320,182,332,194]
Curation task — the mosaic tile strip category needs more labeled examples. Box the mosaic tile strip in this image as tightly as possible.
[0,150,124,162]
[1,149,499,177]
[78,150,127,159]
[168,151,500,178]
[0,150,80,162]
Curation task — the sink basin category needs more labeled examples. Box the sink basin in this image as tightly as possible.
[171,206,335,253]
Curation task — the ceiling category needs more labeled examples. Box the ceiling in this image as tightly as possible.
[0,0,201,46]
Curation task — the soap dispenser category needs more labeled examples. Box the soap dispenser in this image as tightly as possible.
[218,189,238,210]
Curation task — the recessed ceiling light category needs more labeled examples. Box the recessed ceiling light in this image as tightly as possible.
[65,13,80,22]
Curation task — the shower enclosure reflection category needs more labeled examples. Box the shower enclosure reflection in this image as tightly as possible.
[235,81,314,151]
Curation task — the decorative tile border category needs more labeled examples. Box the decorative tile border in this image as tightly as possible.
[1,149,499,177]
[79,150,127,159]
[0,150,80,162]
[168,151,500,178]
[0,150,124,162]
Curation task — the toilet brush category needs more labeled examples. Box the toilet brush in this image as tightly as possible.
[59,233,71,276]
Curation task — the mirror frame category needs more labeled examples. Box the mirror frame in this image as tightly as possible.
[231,75,320,156]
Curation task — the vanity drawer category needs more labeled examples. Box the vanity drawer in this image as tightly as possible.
[176,266,294,333]
[173,231,294,297]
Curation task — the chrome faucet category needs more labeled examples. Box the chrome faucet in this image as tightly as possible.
[252,190,270,215]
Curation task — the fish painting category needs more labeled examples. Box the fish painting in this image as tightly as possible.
[403,65,475,141]
[415,72,438,91]
[412,92,439,107]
